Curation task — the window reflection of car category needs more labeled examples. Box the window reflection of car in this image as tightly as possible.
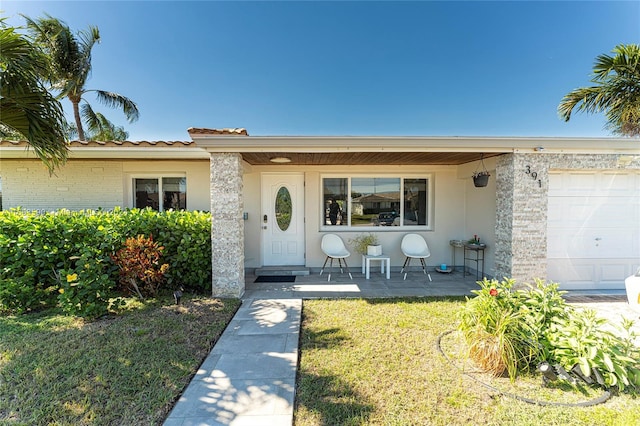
[378,212,398,226]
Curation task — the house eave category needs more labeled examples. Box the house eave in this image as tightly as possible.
[190,135,640,155]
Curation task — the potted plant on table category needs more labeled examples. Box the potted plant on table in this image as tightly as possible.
[349,233,382,256]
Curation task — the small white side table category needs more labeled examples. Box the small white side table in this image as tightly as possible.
[362,254,391,279]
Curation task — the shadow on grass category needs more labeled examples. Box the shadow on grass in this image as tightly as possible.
[296,316,373,424]
[299,327,348,349]
[295,369,374,425]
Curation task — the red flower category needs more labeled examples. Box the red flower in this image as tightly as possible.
[489,288,498,297]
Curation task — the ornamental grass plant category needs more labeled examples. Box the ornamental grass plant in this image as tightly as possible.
[458,278,640,390]
[458,278,535,380]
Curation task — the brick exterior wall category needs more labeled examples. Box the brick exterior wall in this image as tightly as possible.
[1,160,123,211]
[495,153,640,286]
[210,153,245,297]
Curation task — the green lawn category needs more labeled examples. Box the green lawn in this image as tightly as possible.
[295,298,640,426]
[0,296,240,425]
[3,296,638,426]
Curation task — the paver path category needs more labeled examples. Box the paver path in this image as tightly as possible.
[164,298,301,426]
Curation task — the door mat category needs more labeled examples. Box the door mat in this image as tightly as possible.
[254,275,296,283]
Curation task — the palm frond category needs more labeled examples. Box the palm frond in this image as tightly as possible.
[80,109,129,141]
[559,44,640,137]
[81,103,102,134]
[1,24,68,171]
[93,90,140,122]
[74,25,100,91]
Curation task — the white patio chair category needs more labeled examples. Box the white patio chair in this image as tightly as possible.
[319,234,353,282]
[400,233,432,281]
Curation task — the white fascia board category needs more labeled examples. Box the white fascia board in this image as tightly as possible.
[0,147,210,160]
[0,147,42,159]
[68,147,210,159]
[191,135,640,154]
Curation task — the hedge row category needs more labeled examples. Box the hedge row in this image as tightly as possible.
[0,208,212,316]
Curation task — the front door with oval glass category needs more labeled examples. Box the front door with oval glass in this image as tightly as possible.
[261,173,305,265]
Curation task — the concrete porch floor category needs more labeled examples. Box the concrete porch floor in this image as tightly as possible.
[244,266,632,301]
[243,266,482,299]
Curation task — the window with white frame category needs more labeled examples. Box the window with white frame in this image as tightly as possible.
[321,175,431,228]
[133,176,186,211]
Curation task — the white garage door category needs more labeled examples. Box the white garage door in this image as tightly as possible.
[547,171,640,290]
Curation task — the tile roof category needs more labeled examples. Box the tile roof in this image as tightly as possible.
[187,127,249,136]
[0,140,194,148]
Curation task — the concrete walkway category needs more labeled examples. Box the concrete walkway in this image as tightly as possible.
[164,298,301,426]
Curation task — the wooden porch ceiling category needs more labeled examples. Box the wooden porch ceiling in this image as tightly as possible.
[240,151,505,166]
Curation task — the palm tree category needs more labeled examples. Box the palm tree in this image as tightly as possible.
[66,112,129,141]
[0,21,68,171]
[23,14,139,141]
[558,44,640,137]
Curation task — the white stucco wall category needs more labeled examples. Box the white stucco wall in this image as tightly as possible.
[0,159,210,212]
[242,167,261,267]
[459,157,498,278]
[241,163,496,273]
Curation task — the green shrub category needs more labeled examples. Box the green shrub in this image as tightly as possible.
[108,209,212,292]
[0,208,212,315]
[57,254,123,318]
[147,210,211,292]
[459,277,640,391]
[0,269,57,314]
[546,307,640,390]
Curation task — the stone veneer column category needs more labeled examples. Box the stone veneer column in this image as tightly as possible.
[210,153,245,297]
[494,154,515,281]
[495,153,640,286]
[495,153,549,285]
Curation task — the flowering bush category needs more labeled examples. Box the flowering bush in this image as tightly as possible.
[458,277,640,391]
[57,254,123,318]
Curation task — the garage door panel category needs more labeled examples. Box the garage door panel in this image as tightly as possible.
[549,172,639,197]
[601,264,629,283]
[556,172,597,195]
[547,170,640,290]
[547,259,633,290]
[599,172,639,195]
[548,228,639,258]
[547,260,595,287]
[548,197,640,229]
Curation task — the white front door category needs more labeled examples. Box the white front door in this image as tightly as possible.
[547,171,640,290]
[262,173,305,265]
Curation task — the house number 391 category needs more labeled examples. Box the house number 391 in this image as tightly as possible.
[525,166,542,187]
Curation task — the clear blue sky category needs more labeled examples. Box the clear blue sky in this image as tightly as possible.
[3,1,640,141]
